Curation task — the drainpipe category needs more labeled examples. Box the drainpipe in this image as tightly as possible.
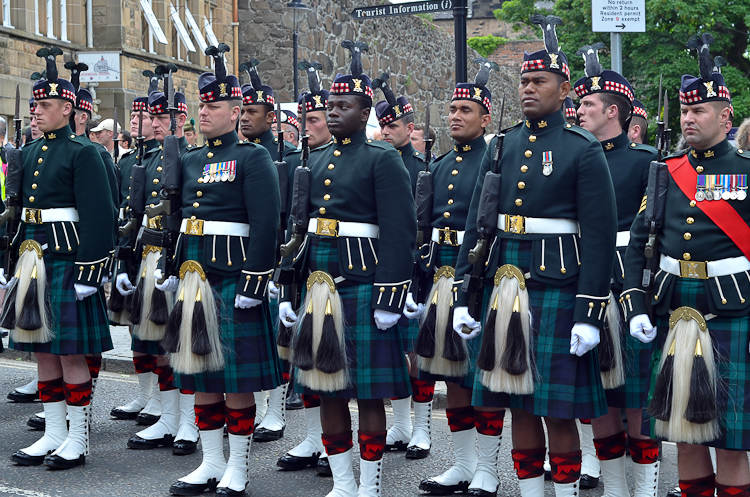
[233,0,238,74]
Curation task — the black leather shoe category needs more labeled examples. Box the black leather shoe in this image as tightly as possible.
[44,453,85,469]
[579,474,600,489]
[215,486,246,496]
[419,478,470,495]
[277,452,320,470]
[285,392,304,411]
[385,440,408,451]
[406,446,430,459]
[316,457,332,477]
[110,407,140,420]
[169,479,219,496]
[252,426,284,442]
[11,450,47,466]
[173,439,197,455]
[27,414,45,430]
[467,488,497,497]
[135,412,160,425]
[7,390,38,403]
[667,487,682,497]
[127,434,175,449]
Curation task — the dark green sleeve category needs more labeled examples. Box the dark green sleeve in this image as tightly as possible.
[238,145,281,299]
[97,145,119,251]
[621,205,650,320]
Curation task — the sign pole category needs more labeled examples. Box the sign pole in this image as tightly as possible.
[610,32,622,74]
[454,0,467,84]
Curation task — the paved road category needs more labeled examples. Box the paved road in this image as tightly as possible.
[0,357,683,497]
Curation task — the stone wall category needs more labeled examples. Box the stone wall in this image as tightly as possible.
[238,0,524,155]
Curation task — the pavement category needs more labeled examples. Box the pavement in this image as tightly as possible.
[0,327,686,497]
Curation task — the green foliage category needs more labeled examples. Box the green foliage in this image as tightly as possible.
[467,35,509,58]
[494,0,750,140]
[416,13,433,22]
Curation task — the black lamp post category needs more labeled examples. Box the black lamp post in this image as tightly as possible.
[287,1,311,100]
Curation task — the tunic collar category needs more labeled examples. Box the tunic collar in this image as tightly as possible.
[452,135,486,154]
[397,141,417,157]
[601,132,630,153]
[207,130,239,150]
[333,130,368,147]
[252,128,275,145]
[523,109,566,132]
[43,124,73,141]
[688,138,733,163]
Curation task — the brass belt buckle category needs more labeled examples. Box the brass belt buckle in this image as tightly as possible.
[185,218,204,236]
[439,228,458,246]
[24,208,42,224]
[505,214,525,234]
[316,218,338,236]
[679,260,708,279]
[147,215,163,230]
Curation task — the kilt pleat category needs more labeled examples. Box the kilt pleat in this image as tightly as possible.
[173,236,282,394]
[132,335,165,355]
[642,277,750,450]
[9,224,112,355]
[471,238,607,420]
[295,236,411,400]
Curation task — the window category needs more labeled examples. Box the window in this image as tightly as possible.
[170,1,196,60]
[2,0,13,28]
[140,0,168,53]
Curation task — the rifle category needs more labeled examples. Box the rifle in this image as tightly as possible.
[274,101,289,262]
[112,107,120,168]
[412,107,435,303]
[462,95,506,330]
[642,83,670,316]
[0,85,24,275]
[143,70,182,281]
[274,104,307,309]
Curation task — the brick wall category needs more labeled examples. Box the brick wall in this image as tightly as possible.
[489,39,544,68]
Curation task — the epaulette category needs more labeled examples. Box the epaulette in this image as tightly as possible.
[364,138,393,150]
[67,133,90,146]
[285,148,302,157]
[413,150,424,160]
[25,137,42,146]
[562,123,598,142]
[665,149,689,160]
[184,144,206,154]
[737,148,750,159]
[627,142,658,154]
[121,148,135,157]
[312,140,334,152]
[501,121,524,134]
[144,145,160,157]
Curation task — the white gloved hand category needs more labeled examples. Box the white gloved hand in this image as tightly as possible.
[0,268,14,291]
[154,269,179,293]
[453,306,481,340]
[403,293,425,320]
[374,309,400,330]
[629,314,657,343]
[279,301,298,328]
[74,283,97,301]
[101,274,109,286]
[570,323,600,356]
[235,295,262,309]
[268,281,280,300]
[115,273,134,296]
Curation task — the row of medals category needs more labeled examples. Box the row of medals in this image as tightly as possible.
[695,176,748,201]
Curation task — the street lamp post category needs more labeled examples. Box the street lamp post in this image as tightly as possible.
[287,1,311,101]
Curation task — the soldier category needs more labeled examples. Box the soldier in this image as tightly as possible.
[274,59,334,477]
[628,99,649,144]
[237,59,296,442]
[410,59,501,496]
[624,34,750,497]
[122,66,198,456]
[574,43,660,497]
[278,109,300,148]
[370,72,434,462]
[563,96,577,124]
[452,15,617,497]
[108,74,165,426]
[161,43,282,496]
[184,118,198,148]
[277,39,416,497]
[5,46,116,470]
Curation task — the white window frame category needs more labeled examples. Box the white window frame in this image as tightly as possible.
[60,0,68,42]
[204,12,218,46]
[140,0,168,46]
[171,1,196,55]
[2,0,13,28]
[184,5,207,53]
[46,0,55,39]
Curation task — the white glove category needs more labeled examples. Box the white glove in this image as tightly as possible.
[279,301,298,328]
[629,314,657,343]
[154,269,179,293]
[403,293,425,320]
[452,306,481,340]
[74,283,97,301]
[570,323,600,356]
[374,309,400,330]
[115,273,134,296]
[268,281,280,300]
[0,268,13,291]
[235,295,262,309]
[101,275,109,286]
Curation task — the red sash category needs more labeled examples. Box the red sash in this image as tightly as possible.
[668,154,750,260]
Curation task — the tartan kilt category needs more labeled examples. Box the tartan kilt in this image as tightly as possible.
[132,334,165,355]
[604,293,655,409]
[471,238,607,420]
[294,236,411,400]
[173,236,282,394]
[9,225,113,355]
[268,296,291,381]
[642,277,750,450]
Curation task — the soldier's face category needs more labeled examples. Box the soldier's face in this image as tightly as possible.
[519,72,570,120]
[198,101,240,139]
[284,124,299,147]
[680,102,731,150]
[577,94,611,134]
[130,111,154,140]
[306,111,331,149]
[30,114,43,140]
[380,120,414,148]
[410,129,426,154]
[448,101,490,143]
[185,130,197,145]
[239,105,273,140]
[327,95,370,138]
[34,99,72,133]
[151,113,186,141]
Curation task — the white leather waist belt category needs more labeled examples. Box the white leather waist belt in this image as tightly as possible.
[180,218,250,237]
[431,227,464,246]
[616,231,630,247]
[498,213,579,235]
[660,254,750,280]
[307,218,379,238]
[22,207,79,224]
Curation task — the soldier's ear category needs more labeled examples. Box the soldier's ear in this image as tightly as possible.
[361,105,371,123]
[406,121,415,134]
[558,80,571,101]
